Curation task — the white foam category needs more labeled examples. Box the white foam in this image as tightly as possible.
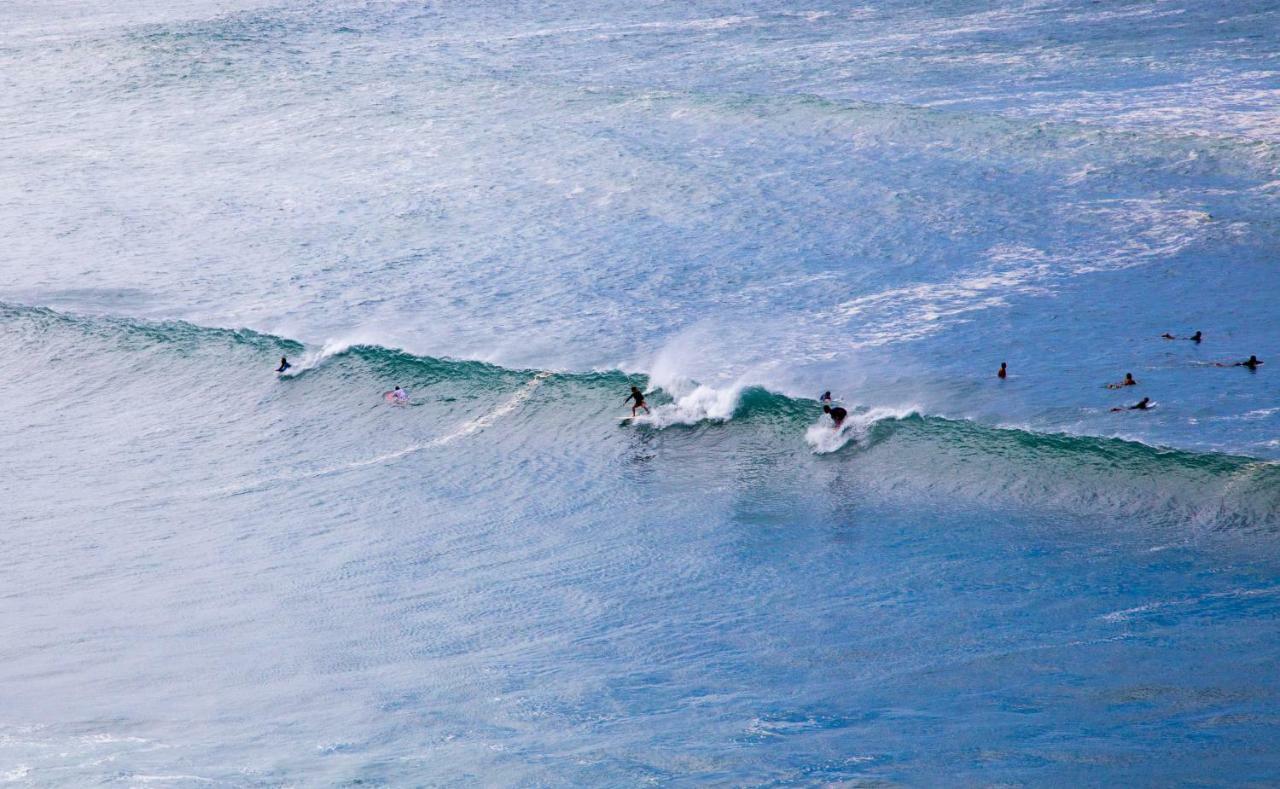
[279,337,361,377]
[630,381,744,428]
[806,405,918,454]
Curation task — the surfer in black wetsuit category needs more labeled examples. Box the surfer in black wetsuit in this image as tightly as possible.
[625,386,650,417]
[1214,355,1263,370]
[1112,397,1152,412]
[276,356,291,373]
[998,362,1007,379]
[820,391,833,404]
[822,404,848,428]
[1162,331,1202,343]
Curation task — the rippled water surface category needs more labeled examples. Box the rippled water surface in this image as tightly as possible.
[2,0,1279,784]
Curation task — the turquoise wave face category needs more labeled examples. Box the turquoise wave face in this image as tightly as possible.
[7,302,1278,531]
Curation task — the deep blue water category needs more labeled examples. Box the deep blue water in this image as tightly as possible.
[2,0,1279,784]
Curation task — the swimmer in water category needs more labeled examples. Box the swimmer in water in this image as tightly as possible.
[1190,331,1203,343]
[822,404,848,428]
[1107,372,1137,389]
[997,362,1007,379]
[1111,396,1152,412]
[276,356,291,373]
[819,391,833,404]
[1162,331,1202,343]
[1235,355,1263,370]
[625,386,650,417]
[390,386,408,404]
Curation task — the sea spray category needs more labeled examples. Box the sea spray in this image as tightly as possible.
[805,405,920,454]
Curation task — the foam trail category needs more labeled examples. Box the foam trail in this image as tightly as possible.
[806,405,919,454]
[431,372,551,446]
[279,338,358,377]
[215,373,551,494]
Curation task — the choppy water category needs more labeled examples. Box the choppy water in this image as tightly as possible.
[2,0,1279,784]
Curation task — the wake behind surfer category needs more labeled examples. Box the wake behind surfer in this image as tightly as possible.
[625,386,650,417]
[823,404,848,428]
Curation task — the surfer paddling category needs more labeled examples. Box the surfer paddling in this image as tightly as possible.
[1107,372,1137,389]
[625,386,650,417]
[1112,397,1153,412]
[386,386,408,405]
[1161,330,1202,343]
[1232,355,1263,370]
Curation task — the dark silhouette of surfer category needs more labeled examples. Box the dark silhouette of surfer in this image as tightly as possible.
[1112,397,1152,412]
[1107,372,1137,389]
[1218,355,1263,370]
[276,356,291,373]
[1162,331,1202,343]
[998,362,1007,379]
[625,386,650,417]
[822,404,848,428]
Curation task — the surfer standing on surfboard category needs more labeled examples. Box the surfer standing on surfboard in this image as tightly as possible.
[625,386,650,417]
[276,356,291,373]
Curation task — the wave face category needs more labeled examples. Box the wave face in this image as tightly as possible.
[8,303,1277,531]
[4,0,1280,783]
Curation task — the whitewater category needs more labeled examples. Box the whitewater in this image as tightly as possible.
[2,0,1279,784]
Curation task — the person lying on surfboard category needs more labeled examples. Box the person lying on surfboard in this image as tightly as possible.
[1232,355,1263,370]
[625,386,650,417]
[1111,396,1152,412]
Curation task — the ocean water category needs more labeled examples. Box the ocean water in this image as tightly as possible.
[2,0,1279,784]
